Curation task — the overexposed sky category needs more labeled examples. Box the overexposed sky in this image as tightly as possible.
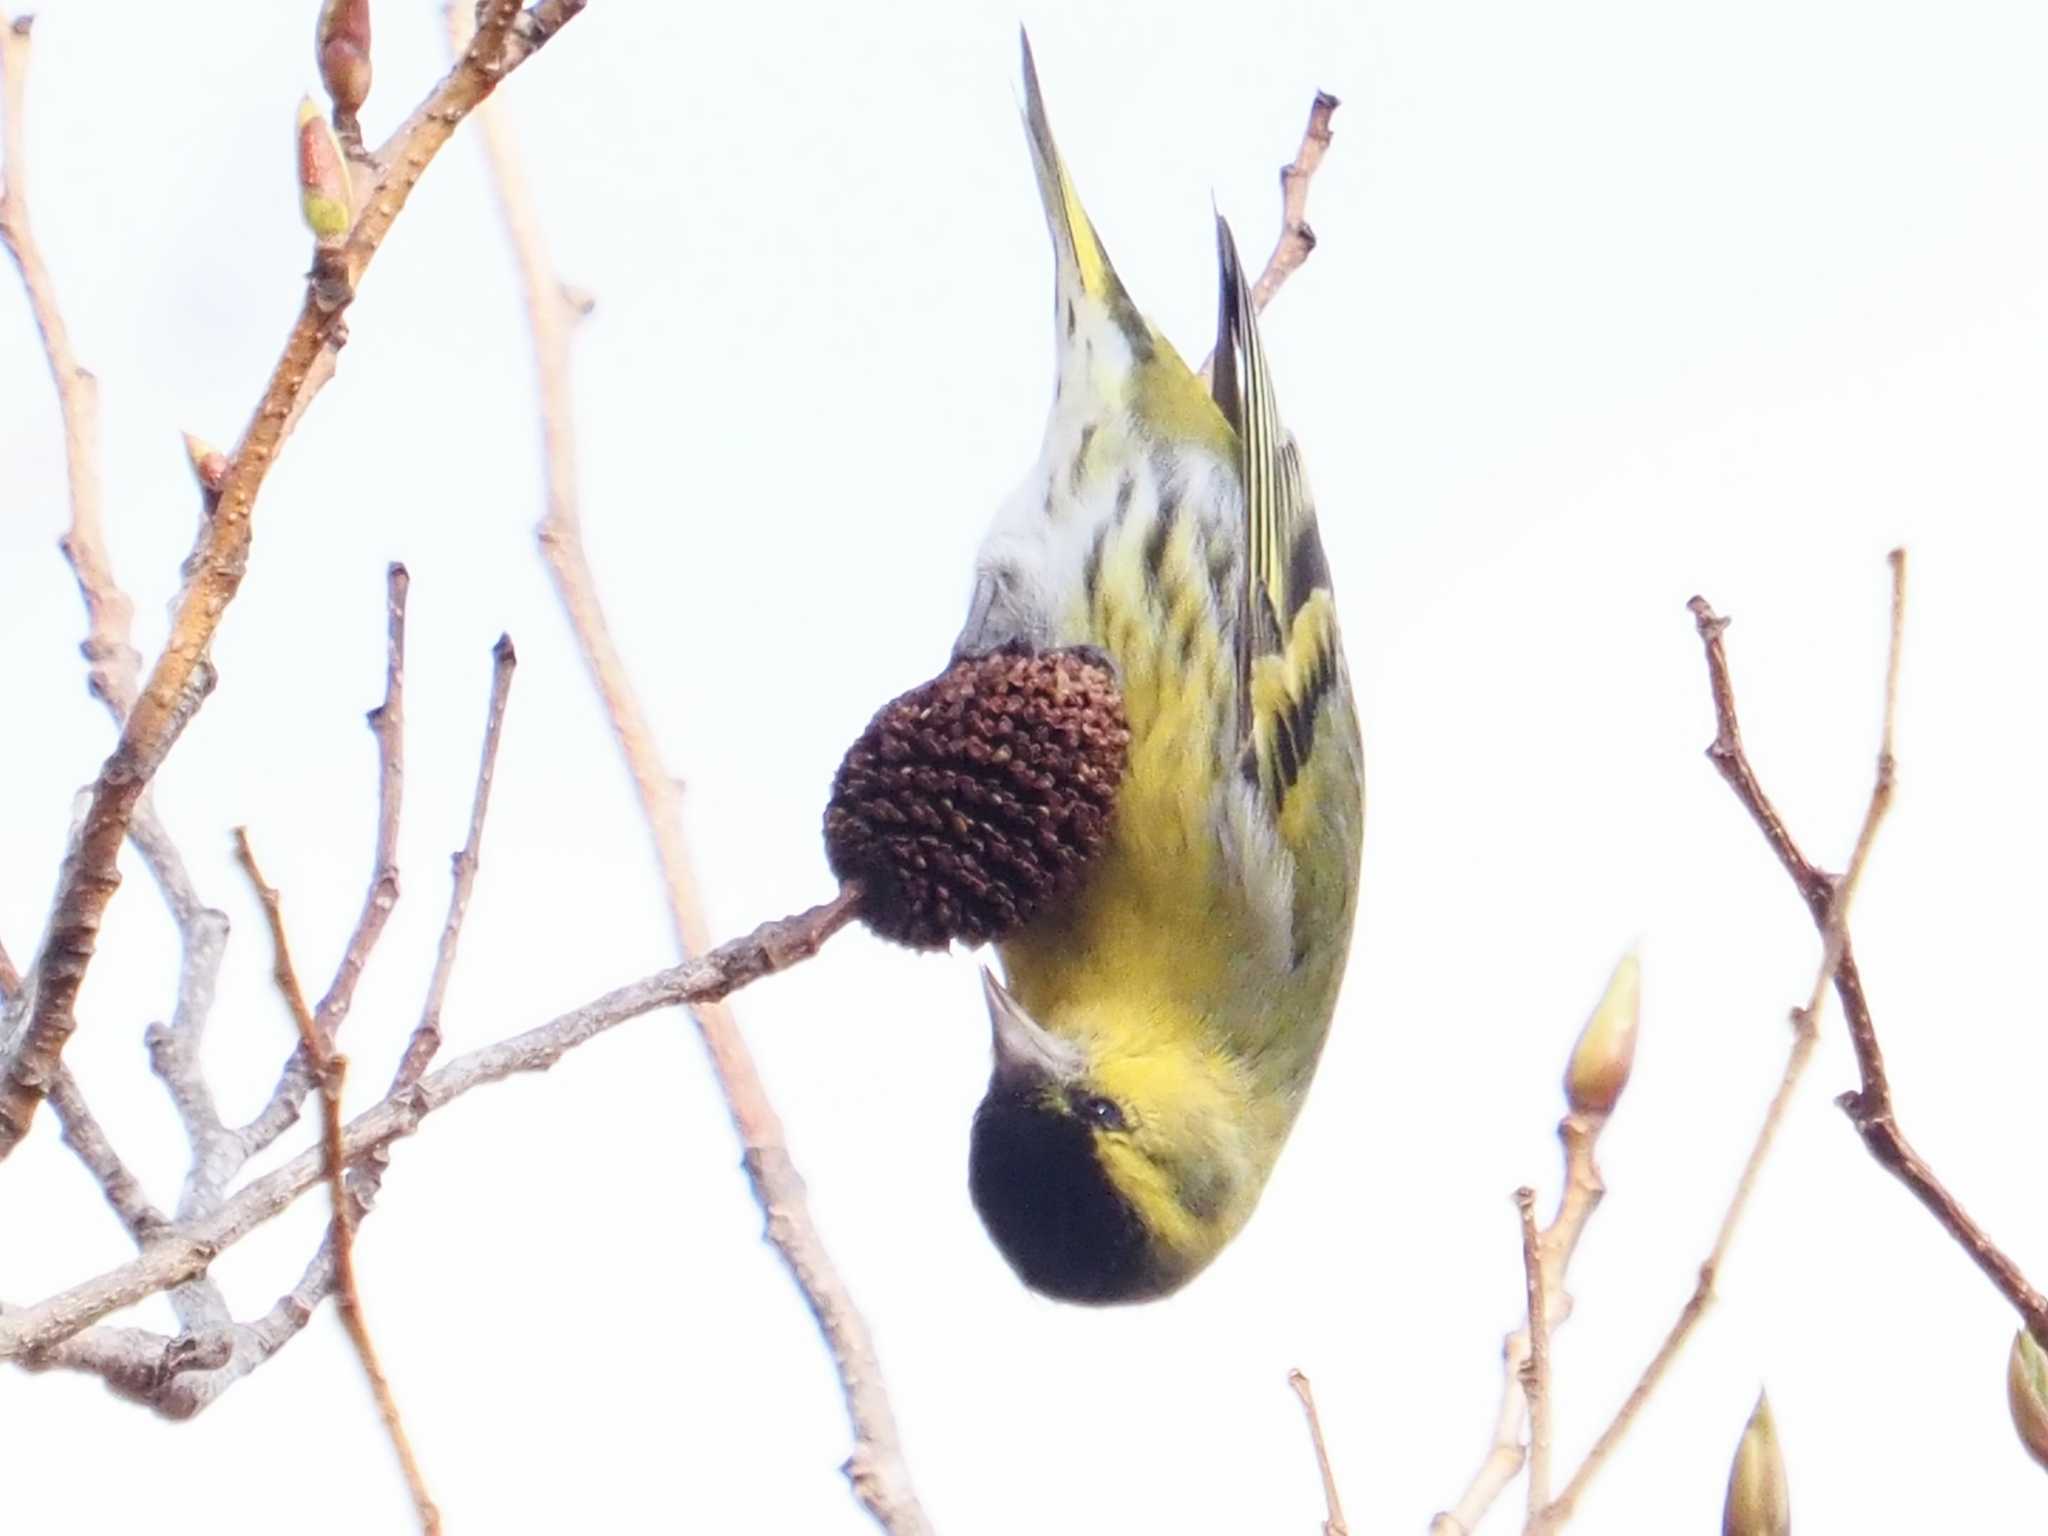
[6,1,2048,1530]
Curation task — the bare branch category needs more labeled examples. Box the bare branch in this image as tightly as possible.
[232,831,323,1051]
[5,1304,233,1410]
[232,828,439,1535]
[0,13,139,723]
[47,1068,168,1243]
[0,0,588,1161]
[393,633,517,1092]
[1198,90,1340,379]
[241,565,410,1155]
[2,16,238,1341]
[449,5,927,1528]
[0,885,864,1364]
[1696,555,2048,1341]
[1533,558,1908,1531]
[1248,90,1340,315]
[1288,1369,1348,1536]
[1516,1188,1551,1529]
[317,562,408,1036]
[1432,966,1631,1536]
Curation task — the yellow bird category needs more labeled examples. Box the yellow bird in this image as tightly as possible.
[959,38,1365,1303]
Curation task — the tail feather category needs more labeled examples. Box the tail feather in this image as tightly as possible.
[1020,29,1124,311]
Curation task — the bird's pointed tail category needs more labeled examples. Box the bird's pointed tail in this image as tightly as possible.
[1020,30,1126,312]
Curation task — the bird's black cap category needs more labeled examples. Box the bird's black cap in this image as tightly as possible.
[968,1084,1172,1305]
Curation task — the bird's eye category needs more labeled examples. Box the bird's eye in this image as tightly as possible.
[1077,1094,1127,1132]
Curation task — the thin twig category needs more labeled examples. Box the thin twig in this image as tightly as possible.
[1247,90,1340,314]
[1534,558,1909,1531]
[1516,1188,1551,1528]
[0,884,865,1364]
[0,0,588,1161]
[340,631,520,1269]
[317,562,408,1036]
[0,937,18,1000]
[47,1068,168,1242]
[1431,1102,1621,1530]
[0,13,139,724]
[3,16,237,1337]
[448,6,924,1529]
[1705,556,2048,1341]
[232,832,322,1045]
[393,633,517,1093]
[232,830,440,1534]
[1197,90,1340,379]
[129,624,521,1420]
[241,565,409,1154]
[1288,1369,1348,1536]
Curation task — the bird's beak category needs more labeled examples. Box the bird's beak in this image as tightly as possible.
[981,966,1084,1088]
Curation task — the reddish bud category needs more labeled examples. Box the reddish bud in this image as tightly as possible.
[182,431,229,494]
[296,97,351,242]
[317,0,372,118]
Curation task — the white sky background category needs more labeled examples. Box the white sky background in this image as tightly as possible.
[4,0,2047,1530]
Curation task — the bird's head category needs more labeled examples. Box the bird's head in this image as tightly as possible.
[968,968,1260,1304]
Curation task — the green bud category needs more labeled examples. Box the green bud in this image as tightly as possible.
[2008,1331,2048,1472]
[1722,1391,1789,1536]
[296,97,351,242]
[317,0,372,118]
[1564,951,1639,1118]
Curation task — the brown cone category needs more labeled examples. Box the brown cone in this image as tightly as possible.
[825,647,1129,950]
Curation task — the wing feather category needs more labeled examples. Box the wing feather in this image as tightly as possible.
[1210,219,1346,818]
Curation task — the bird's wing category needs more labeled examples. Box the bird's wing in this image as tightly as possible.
[1209,218,1347,829]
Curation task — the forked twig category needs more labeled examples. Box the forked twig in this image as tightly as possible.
[1794,565,2048,1343]
[4,5,243,1346]
[1431,956,1635,1536]
[98,626,526,1421]
[0,0,588,1161]
[1704,556,2048,1339]
[0,884,867,1364]
[1533,555,1909,1531]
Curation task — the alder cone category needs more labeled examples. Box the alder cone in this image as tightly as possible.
[825,647,1129,950]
